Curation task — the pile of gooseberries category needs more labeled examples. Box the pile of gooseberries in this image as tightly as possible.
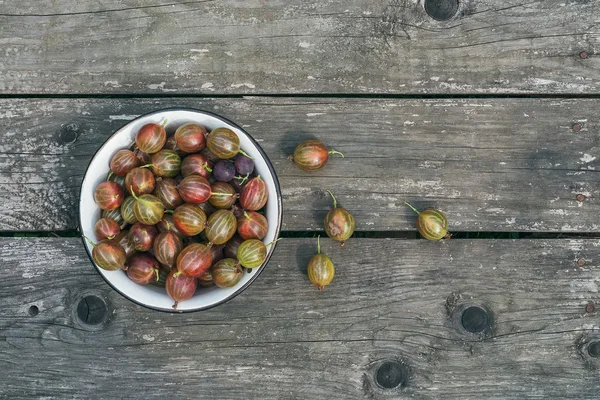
[89,120,277,309]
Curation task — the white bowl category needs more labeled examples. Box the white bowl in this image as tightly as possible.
[79,108,282,312]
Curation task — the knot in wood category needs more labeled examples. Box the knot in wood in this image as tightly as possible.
[59,123,80,144]
[76,295,108,326]
[425,0,459,21]
[461,305,490,334]
[588,341,600,358]
[375,361,408,389]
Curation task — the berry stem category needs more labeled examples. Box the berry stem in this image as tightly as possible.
[244,211,251,220]
[161,119,168,128]
[265,238,282,247]
[140,164,154,169]
[328,149,345,158]
[173,271,182,278]
[172,301,178,309]
[235,173,249,185]
[317,235,321,254]
[211,192,235,197]
[107,171,114,180]
[404,202,420,215]
[238,149,254,160]
[83,235,96,248]
[155,269,160,282]
[201,162,213,173]
[326,190,337,209]
[130,186,139,200]
[164,209,174,214]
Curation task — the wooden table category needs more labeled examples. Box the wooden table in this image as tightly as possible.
[2,1,600,398]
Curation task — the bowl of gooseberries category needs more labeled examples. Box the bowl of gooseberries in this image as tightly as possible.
[79,109,282,312]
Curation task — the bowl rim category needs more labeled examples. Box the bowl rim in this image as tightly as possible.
[78,107,283,313]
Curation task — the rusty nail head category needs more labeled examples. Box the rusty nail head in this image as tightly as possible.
[578,258,586,267]
[580,51,589,59]
[586,302,595,313]
[573,123,582,132]
[577,194,586,202]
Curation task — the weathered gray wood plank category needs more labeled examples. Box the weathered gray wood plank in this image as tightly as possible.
[2,237,600,399]
[0,0,598,94]
[0,97,598,232]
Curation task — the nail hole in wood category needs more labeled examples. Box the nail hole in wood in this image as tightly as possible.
[588,341,600,358]
[580,51,589,59]
[76,295,108,326]
[461,305,490,333]
[28,305,39,316]
[375,361,408,389]
[572,123,582,132]
[425,0,459,21]
[586,302,595,313]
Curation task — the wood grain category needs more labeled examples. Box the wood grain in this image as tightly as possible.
[2,237,600,399]
[0,97,598,232]
[0,0,598,94]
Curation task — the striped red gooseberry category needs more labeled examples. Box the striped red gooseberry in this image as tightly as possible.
[93,217,120,241]
[130,189,165,225]
[126,253,160,285]
[125,166,155,196]
[405,202,449,241]
[84,236,127,271]
[173,204,207,236]
[323,190,355,246]
[237,211,268,240]
[94,181,124,210]
[205,209,238,245]
[110,149,141,177]
[153,231,184,267]
[236,238,281,269]
[209,182,238,209]
[176,243,213,277]
[128,222,158,252]
[239,176,268,211]
[181,153,213,179]
[175,123,207,153]
[211,258,244,288]
[307,235,335,290]
[289,140,344,171]
[197,270,215,287]
[136,122,167,154]
[166,269,198,309]
[150,150,181,178]
[206,127,241,159]
[154,177,184,210]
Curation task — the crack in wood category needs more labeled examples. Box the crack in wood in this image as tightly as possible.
[0,0,217,17]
